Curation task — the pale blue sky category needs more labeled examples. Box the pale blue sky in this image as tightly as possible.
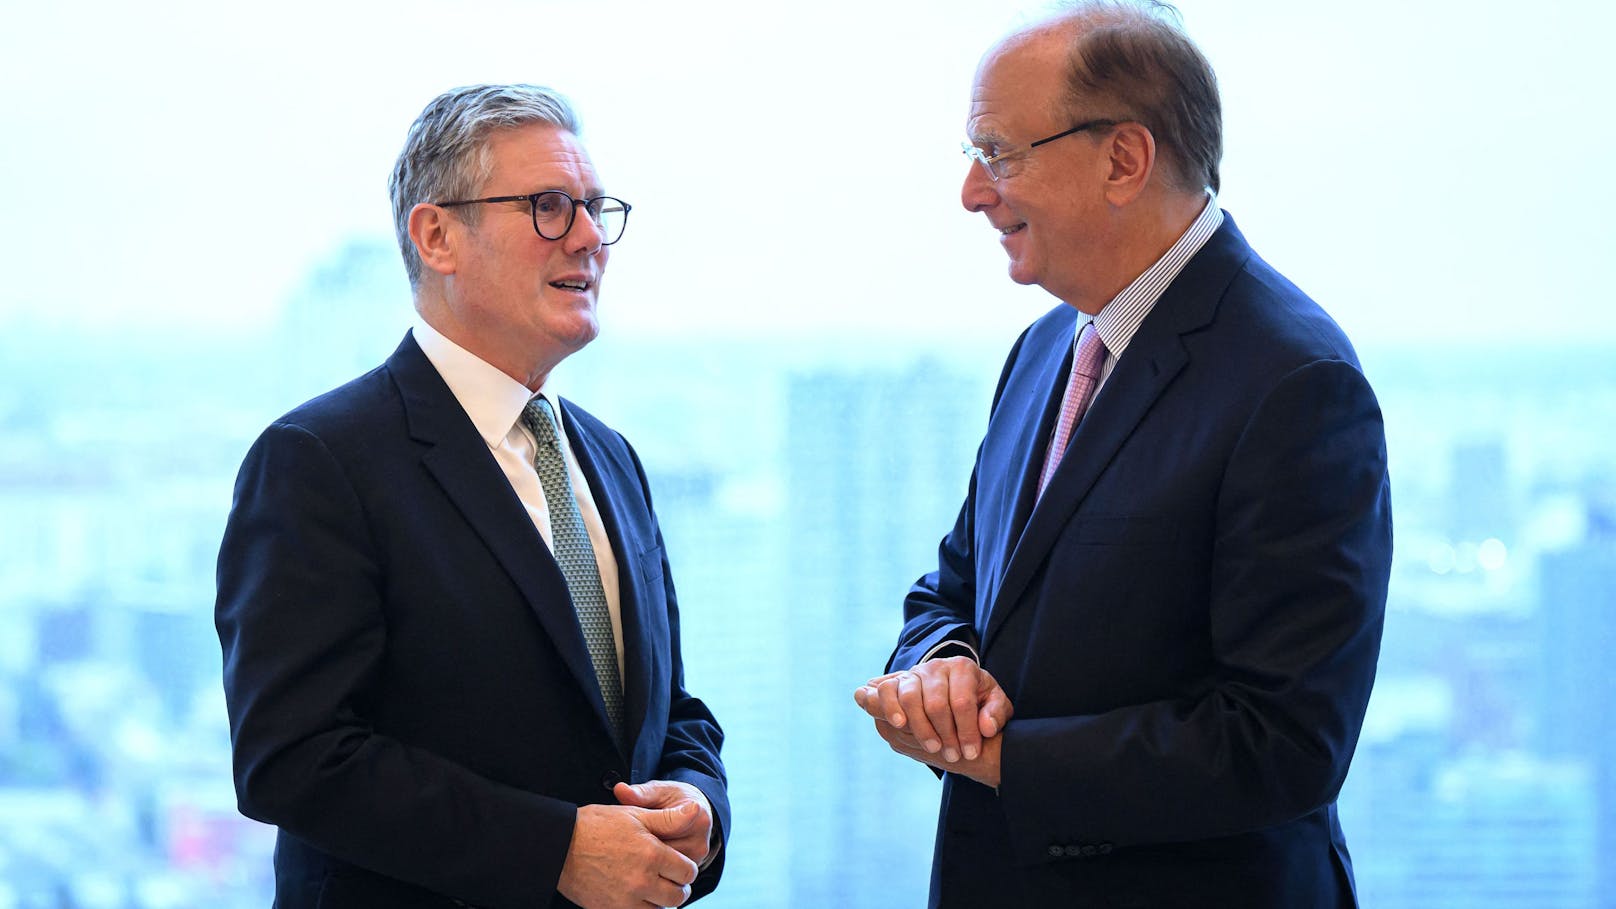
[2,0,1610,345]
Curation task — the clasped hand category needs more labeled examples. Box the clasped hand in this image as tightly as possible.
[853,656,1014,788]
[557,780,713,909]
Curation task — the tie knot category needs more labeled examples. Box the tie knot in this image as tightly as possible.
[1074,325,1106,380]
[521,396,562,447]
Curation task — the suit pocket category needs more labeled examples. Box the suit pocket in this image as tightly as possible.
[638,544,666,586]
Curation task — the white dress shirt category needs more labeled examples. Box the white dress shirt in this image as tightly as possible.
[411,317,625,679]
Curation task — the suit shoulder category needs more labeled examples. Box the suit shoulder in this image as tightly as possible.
[558,398,647,475]
[267,364,401,441]
[1222,253,1363,371]
[557,398,628,449]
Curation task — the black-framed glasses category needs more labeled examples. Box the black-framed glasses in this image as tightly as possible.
[434,190,632,245]
[961,119,1122,181]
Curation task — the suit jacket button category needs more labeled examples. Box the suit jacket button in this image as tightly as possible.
[1063,844,1083,857]
[1048,844,1065,857]
[601,770,623,791]
[1081,844,1098,856]
[1098,843,1113,855]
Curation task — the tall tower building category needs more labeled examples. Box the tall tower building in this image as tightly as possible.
[783,360,983,907]
[1537,493,1616,907]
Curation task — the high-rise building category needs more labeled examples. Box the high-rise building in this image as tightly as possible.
[1537,511,1616,906]
[782,361,982,907]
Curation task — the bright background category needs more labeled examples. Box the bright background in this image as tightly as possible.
[2,1,1613,906]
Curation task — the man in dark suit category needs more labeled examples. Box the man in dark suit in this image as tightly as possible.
[854,3,1391,907]
[216,84,728,909]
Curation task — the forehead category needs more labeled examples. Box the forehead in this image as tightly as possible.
[967,28,1072,140]
[481,122,601,190]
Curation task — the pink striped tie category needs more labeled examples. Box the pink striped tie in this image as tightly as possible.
[1037,325,1106,498]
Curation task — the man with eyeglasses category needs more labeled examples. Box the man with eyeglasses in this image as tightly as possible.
[216,84,728,909]
[854,2,1390,906]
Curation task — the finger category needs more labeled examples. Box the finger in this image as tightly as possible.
[876,675,908,728]
[872,716,907,748]
[948,660,985,760]
[643,874,693,908]
[920,668,963,763]
[977,670,1015,738]
[667,830,710,865]
[896,672,944,756]
[853,684,883,719]
[657,849,700,888]
[638,800,701,840]
[874,718,932,764]
[873,716,924,751]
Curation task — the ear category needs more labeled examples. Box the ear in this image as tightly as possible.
[1101,122,1156,206]
[408,202,459,278]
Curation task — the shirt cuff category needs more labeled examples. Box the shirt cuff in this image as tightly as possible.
[698,835,721,871]
[693,789,721,871]
[915,639,980,666]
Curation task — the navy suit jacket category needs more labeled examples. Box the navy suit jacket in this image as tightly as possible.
[216,333,728,908]
[891,215,1391,909]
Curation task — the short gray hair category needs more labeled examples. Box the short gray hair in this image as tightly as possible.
[1048,1,1222,194]
[388,84,581,289]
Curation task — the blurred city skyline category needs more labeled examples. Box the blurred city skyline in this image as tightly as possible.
[1,243,1613,902]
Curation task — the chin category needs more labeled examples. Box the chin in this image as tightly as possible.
[1007,262,1040,287]
[559,318,601,352]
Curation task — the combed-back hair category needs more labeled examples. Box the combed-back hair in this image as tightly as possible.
[1052,1,1222,193]
[389,84,581,289]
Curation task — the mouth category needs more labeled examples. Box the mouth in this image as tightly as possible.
[998,223,1026,237]
[549,278,594,293]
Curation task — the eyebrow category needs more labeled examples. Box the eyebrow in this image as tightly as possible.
[965,126,1008,149]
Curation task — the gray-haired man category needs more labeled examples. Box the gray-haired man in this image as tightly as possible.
[216,83,728,909]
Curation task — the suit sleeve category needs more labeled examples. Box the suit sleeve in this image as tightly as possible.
[889,467,984,672]
[624,442,731,901]
[995,357,1391,859]
[215,421,577,908]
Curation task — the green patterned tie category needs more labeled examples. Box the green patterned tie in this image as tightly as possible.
[521,396,624,735]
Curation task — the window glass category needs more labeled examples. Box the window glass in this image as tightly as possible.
[1,2,1611,906]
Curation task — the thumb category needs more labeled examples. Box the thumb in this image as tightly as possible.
[638,800,700,838]
[613,781,650,806]
[976,672,1014,738]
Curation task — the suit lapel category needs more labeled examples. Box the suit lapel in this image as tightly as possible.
[976,324,1075,639]
[981,332,1188,651]
[388,335,614,739]
[980,216,1250,653]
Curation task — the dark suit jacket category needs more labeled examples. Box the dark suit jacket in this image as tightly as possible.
[891,215,1391,909]
[216,332,729,908]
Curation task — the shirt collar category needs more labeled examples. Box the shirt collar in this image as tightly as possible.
[411,316,562,447]
[1089,192,1223,358]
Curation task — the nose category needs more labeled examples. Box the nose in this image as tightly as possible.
[961,161,998,213]
[565,210,606,256]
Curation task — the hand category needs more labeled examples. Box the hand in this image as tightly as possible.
[557,802,700,909]
[613,780,714,867]
[871,713,1004,788]
[853,656,1013,764]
